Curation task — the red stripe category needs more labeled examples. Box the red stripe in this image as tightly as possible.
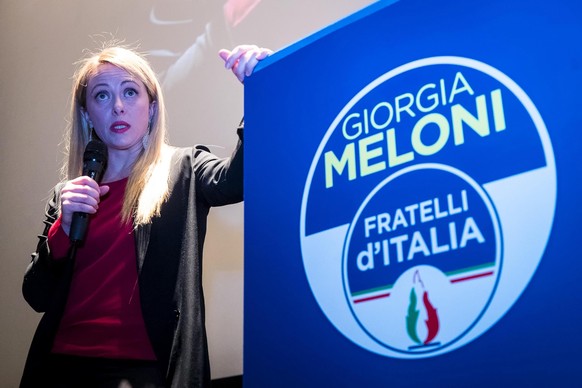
[353,292,391,304]
[450,271,494,283]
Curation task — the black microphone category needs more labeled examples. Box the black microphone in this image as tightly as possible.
[69,140,108,244]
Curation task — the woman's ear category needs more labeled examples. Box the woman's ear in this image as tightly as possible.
[149,101,157,124]
[80,108,93,128]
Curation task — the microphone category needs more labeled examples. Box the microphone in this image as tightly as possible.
[69,140,108,244]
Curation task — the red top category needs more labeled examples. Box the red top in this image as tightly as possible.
[48,178,156,360]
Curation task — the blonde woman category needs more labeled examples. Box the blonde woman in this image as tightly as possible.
[21,43,271,388]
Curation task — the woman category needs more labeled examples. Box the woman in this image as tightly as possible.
[21,43,272,387]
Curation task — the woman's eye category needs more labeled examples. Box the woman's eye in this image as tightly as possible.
[125,88,138,98]
[95,91,109,101]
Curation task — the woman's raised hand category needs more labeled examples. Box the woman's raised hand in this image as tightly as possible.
[219,45,273,83]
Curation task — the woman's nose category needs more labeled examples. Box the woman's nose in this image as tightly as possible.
[113,95,125,115]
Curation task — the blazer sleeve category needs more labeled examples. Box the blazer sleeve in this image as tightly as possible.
[193,129,244,207]
[22,183,70,313]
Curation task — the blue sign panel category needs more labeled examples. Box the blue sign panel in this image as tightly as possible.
[244,0,581,386]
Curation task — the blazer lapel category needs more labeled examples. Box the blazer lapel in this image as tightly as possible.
[134,222,152,274]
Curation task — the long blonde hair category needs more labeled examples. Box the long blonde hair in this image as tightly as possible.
[64,43,172,225]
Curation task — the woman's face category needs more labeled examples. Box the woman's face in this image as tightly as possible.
[82,63,154,158]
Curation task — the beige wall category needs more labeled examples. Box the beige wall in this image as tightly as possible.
[0,0,375,385]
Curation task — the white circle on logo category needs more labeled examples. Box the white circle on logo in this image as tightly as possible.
[300,57,556,358]
[343,164,501,355]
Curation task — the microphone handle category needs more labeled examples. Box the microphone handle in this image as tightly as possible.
[68,168,101,244]
[69,212,89,243]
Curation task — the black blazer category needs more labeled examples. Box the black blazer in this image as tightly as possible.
[21,140,243,388]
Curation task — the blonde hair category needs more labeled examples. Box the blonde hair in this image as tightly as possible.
[64,43,172,225]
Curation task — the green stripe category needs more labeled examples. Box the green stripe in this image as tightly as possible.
[351,283,394,297]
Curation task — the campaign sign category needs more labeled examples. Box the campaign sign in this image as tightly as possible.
[301,57,554,358]
[244,0,580,386]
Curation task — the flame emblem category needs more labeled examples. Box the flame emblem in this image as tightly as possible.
[406,270,440,349]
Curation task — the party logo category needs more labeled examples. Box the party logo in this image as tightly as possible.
[300,57,556,358]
